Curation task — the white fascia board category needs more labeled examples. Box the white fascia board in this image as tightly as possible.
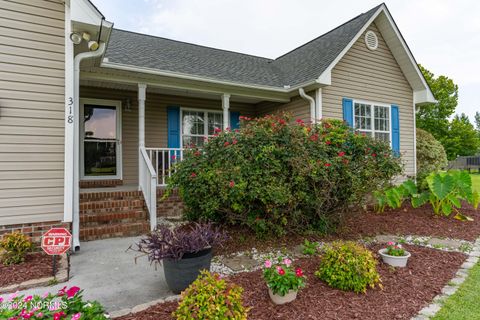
[71,0,103,26]
[414,89,437,105]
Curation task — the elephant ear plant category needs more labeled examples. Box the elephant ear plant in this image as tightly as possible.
[130,223,228,294]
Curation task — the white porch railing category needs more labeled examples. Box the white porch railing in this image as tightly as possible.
[145,148,185,186]
[139,147,157,231]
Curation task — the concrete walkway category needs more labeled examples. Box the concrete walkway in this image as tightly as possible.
[7,237,173,313]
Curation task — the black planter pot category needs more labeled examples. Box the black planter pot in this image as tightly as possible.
[163,248,212,294]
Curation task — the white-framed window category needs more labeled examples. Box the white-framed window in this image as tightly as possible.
[181,108,223,147]
[353,100,391,144]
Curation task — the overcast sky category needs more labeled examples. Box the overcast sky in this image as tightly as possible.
[92,0,479,122]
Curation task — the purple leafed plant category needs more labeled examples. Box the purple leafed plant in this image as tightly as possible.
[131,223,227,263]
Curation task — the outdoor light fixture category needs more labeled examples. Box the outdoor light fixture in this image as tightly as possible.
[87,40,99,51]
[124,98,132,112]
[69,32,82,45]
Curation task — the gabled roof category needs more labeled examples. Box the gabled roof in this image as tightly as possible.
[104,4,380,88]
[100,3,435,104]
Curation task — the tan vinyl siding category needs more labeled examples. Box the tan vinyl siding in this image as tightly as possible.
[0,0,65,225]
[80,86,256,185]
[322,23,415,176]
[256,96,310,122]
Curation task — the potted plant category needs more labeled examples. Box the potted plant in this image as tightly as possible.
[131,223,227,294]
[263,257,306,305]
[378,242,411,267]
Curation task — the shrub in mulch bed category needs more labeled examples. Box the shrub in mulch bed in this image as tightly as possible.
[116,245,466,320]
[342,202,480,241]
[0,253,59,288]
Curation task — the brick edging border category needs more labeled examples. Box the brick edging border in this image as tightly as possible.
[411,237,480,319]
[0,254,69,294]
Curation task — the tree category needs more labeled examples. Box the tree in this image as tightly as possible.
[475,111,480,132]
[416,65,458,141]
[442,113,480,160]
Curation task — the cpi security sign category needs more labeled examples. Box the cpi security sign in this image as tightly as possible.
[41,228,72,255]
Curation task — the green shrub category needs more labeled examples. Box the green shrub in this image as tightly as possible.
[374,180,417,212]
[167,114,403,236]
[315,241,381,293]
[416,128,448,188]
[174,270,249,320]
[0,232,33,265]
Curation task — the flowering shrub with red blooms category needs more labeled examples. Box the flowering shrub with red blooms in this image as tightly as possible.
[0,286,108,319]
[263,257,306,296]
[385,242,406,257]
[166,113,403,236]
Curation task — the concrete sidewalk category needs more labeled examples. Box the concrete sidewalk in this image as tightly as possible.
[6,237,173,313]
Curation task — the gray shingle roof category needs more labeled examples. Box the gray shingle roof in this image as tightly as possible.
[104,4,381,88]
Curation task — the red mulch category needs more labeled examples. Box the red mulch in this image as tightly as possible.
[0,253,58,288]
[116,245,466,320]
[341,203,480,241]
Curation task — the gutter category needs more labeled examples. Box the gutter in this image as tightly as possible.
[299,88,316,123]
[72,42,107,252]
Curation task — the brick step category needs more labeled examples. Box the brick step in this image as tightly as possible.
[79,221,150,241]
[80,210,147,226]
[80,190,143,202]
[80,199,145,214]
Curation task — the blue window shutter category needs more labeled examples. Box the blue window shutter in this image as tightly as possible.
[230,111,240,130]
[167,106,180,148]
[342,98,353,127]
[391,105,400,156]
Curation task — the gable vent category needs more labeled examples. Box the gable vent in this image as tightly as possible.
[365,30,378,50]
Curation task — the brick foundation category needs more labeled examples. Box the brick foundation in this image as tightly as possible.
[79,179,123,188]
[0,221,71,245]
[157,188,184,218]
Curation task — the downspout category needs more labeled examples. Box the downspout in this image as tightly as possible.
[299,88,316,124]
[72,42,106,252]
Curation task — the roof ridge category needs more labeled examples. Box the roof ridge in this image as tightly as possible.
[112,28,274,61]
[273,3,384,61]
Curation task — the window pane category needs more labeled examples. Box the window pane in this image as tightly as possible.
[182,135,205,147]
[183,111,204,135]
[207,112,223,135]
[84,105,116,139]
[84,141,116,176]
[375,132,390,142]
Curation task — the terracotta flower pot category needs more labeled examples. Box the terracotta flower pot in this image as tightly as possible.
[378,248,411,267]
[268,288,298,305]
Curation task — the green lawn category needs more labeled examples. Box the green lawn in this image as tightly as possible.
[471,174,480,193]
[433,262,480,320]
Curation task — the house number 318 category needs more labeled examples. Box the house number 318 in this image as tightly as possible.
[67,97,74,124]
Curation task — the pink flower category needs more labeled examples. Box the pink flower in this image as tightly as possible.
[229,180,235,188]
[8,292,18,301]
[37,312,43,318]
[264,260,272,268]
[171,154,176,160]
[387,241,395,246]
[283,258,292,267]
[295,119,304,124]
[42,292,49,299]
[190,172,197,178]
[276,266,282,273]
[224,141,230,147]
[214,127,222,133]
[72,313,82,320]
[53,311,65,320]
[325,140,332,145]
[278,268,285,275]
[66,286,81,298]
[23,295,32,302]
[295,268,303,277]
[194,150,201,156]
[325,163,331,167]
[232,139,238,145]
[0,297,3,303]
[338,151,345,157]
[371,153,377,157]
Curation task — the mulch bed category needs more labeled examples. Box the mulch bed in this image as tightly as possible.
[0,253,58,288]
[342,203,480,241]
[116,245,466,320]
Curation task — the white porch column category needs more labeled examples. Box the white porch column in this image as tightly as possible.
[222,93,230,130]
[138,83,147,188]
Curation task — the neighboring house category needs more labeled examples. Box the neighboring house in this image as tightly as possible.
[0,1,435,250]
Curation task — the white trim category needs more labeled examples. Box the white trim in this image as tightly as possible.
[222,93,230,130]
[179,107,224,148]
[315,88,322,121]
[63,2,74,223]
[413,94,418,178]
[79,98,123,181]
[352,99,392,147]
